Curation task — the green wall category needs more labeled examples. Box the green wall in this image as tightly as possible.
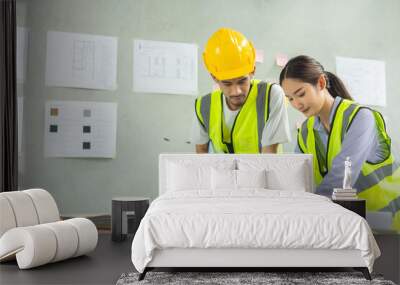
[17,0,400,215]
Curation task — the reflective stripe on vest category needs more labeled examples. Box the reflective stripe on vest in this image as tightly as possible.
[195,80,272,153]
[298,98,400,232]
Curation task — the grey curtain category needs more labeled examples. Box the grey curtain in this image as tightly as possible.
[0,0,18,192]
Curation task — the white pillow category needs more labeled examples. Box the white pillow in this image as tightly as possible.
[237,158,309,191]
[167,159,236,192]
[211,168,236,190]
[266,167,307,191]
[236,169,267,189]
[167,162,211,191]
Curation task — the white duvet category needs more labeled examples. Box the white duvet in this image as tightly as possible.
[131,189,380,273]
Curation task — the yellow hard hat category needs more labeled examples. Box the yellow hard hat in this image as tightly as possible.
[203,28,256,80]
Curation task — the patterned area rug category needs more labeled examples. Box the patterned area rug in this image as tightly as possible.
[116,271,396,285]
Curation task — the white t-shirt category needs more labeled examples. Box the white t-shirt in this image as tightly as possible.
[191,84,291,150]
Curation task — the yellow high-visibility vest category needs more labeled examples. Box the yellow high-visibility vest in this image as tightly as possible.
[298,98,400,232]
[195,80,272,153]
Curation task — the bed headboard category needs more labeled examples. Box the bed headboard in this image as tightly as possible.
[159,153,314,195]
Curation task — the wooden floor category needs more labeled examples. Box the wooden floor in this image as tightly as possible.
[0,233,133,285]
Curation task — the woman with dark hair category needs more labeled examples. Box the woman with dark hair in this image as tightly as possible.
[280,55,400,232]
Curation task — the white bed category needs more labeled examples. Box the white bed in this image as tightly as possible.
[131,154,380,280]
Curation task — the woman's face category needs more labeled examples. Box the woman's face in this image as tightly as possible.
[281,76,325,117]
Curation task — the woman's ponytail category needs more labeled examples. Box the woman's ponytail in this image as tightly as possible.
[325,71,353,100]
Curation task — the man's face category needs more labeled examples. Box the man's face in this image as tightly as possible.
[215,74,253,110]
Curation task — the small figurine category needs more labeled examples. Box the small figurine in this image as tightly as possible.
[343,156,352,190]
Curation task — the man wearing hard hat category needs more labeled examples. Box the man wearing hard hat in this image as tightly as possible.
[192,28,291,153]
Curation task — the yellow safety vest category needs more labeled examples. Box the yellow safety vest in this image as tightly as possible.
[195,80,272,153]
[298,98,400,232]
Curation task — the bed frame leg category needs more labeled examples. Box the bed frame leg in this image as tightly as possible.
[354,267,371,280]
[138,268,148,281]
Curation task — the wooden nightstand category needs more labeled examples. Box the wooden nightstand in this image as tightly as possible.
[332,199,366,218]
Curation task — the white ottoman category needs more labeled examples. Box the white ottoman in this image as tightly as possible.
[0,189,98,269]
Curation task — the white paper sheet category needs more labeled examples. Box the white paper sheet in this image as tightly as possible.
[17,97,23,155]
[44,101,117,158]
[133,39,198,95]
[45,31,118,90]
[335,57,386,106]
[17,27,29,84]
